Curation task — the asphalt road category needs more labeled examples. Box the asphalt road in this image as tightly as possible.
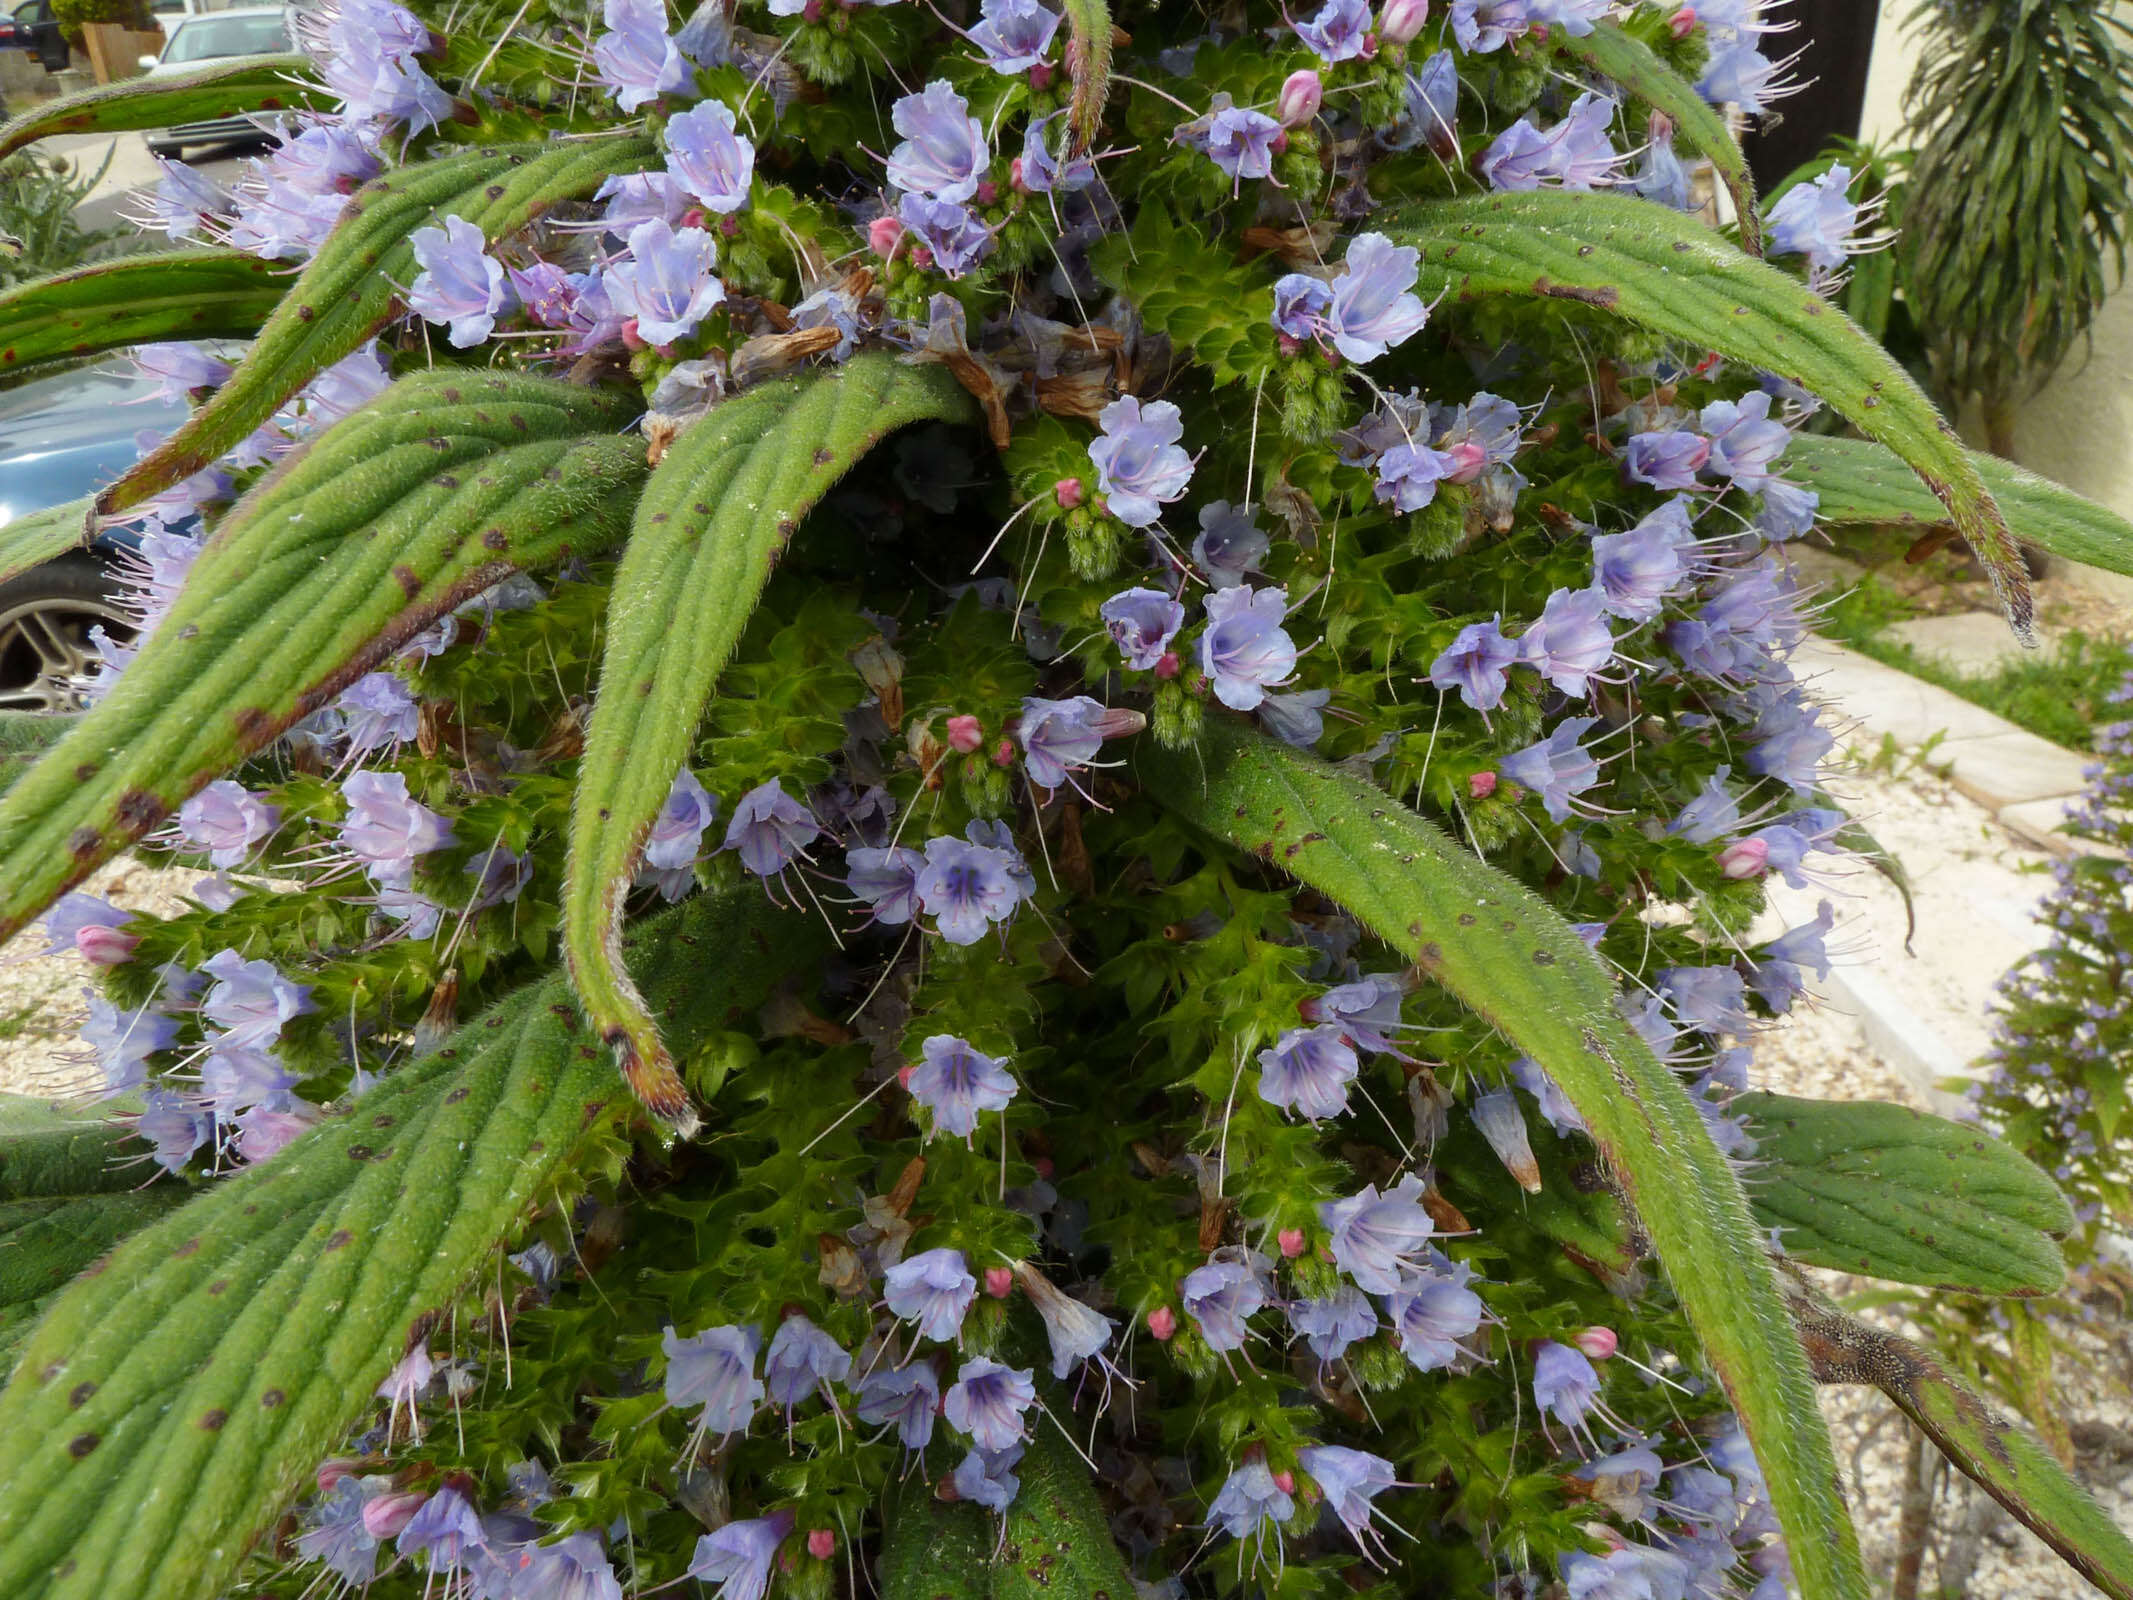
[48,129,264,234]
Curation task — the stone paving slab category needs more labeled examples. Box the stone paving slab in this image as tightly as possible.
[1882,611,2050,676]
[1924,729,2095,810]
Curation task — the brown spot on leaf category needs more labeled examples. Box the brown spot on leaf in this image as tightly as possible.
[68,1382,95,1408]
[67,826,101,858]
[324,1228,354,1250]
[261,1389,285,1408]
[199,1409,227,1431]
[68,1433,99,1458]
[1533,277,1619,309]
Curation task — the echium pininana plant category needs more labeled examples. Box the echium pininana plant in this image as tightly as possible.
[1973,671,2133,1252]
[0,1,2126,1599]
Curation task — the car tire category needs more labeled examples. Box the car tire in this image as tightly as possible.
[0,556,133,716]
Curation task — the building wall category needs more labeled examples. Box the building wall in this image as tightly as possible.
[1860,0,2133,604]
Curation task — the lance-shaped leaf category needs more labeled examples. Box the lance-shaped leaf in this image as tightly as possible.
[0,370,645,945]
[881,1486,996,1600]
[0,250,289,378]
[0,714,77,797]
[562,355,974,1129]
[1735,1092,2072,1295]
[0,890,825,1600]
[0,498,90,589]
[1786,1277,2133,1600]
[1432,1107,1647,1295]
[1385,191,2033,640]
[1786,430,2133,580]
[0,56,327,161]
[996,1417,1140,1600]
[1556,21,1763,256]
[1141,721,1870,1600]
[99,136,653,518]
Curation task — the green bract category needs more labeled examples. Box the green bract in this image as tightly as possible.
[0,2,2123,1599]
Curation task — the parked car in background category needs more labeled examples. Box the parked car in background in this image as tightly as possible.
[139,6,289,159]
[0,365,193,714]
[7,0,68,73]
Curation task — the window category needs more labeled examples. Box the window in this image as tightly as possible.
[157,11,288,63]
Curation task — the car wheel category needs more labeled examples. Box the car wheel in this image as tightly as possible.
[0,557,133,715]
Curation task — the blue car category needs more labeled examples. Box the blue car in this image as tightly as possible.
[0,364,192,713]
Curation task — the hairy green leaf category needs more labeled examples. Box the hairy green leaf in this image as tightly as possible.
[881,1487,995,1600]
[1142,721,1869,1600]
[1788,1278,2133,1600]
[1737,1092,2072,1295]
[562,355,973,1128]
[0,714,76,797]
[0,250,287,378]
[0,499,88,588]
[0,1098,154,1202]
[98,137,653,518]
[1385,191,2033,640]
[0,891,825,1600]
[0,58,328,162]
[995,1420,1139,1600]
[1786,430,2133,580]
[1557,22,1763,256]
[0,370,645,944]
[1432,1109,1647,1296]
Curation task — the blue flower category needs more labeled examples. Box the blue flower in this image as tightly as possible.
[483,1530,622,1600]
[1088,395,1194,527]
[915,827,1032,944]
[1325,233,1429,363]
[1532,1337,1602,1428]
[1387,1260,1485,1370]
[910,1034,1018,1138]
[638,769,720,901]
[1101,587,1187,669]
[1384,50,1460,154]
[1301,974,1412,1058]
[848,844,926,924]
[1015,1262,1116,1379]
[887,82,990,203]
[396,1485,484,1572]
[1660,965,1751,1033]
[969,0,1060,74]
[1288,1285,1378,1364]
[406,215,506,347]
[1297,1445,1400,1557]
[1449,0,1529,52]
[135,1090,210,1174]
[1208,1458,1294,1539]
[1699,390,1791,490]
[1018,112,1094,194]
[592,0,690,111]
[764,1315,851,1412]
[1429,617,1520,711]
[884,1246,977,1341]
[898,194,997,279]
[1525,0,1607,35]
[689,1510,795,1600]
[340,769,455,888]
[1518,587,1615,698]
[81,996,179,1099]
[666,100,756,213]
[1510,1057,1587,1136]
[1500,716,1602,822]
[1271,273,1332,340]
[944,1357,1036,1450]
[1480,92,1621,190]
[1623,429,1711,490]
[1757,478,1819,541]
[1752,900,1836,1011]
[176,780,278,869]
[953,1445,1025,1511]
[606,219,726,346]
[663,1323,764,1438]
[1256,1025,1359,1121]
[1192,501,1270,587]
[595,169,689,228]
[1321,1174,1434,1293]
[1373,441,1455,512]
[295,1477,382,1585]
[1260,688,1331,748]
[1200,104,1284,184]
[1472,1088,1541,1189]
[1294,0,1371,63]
[1197,584,1297,710]
[722,778,821,879]
[1630,115,1694,211]
[1700,41,1783,115]
[1181,1254,1267,1351]
[1589,500,1694,622]
[200,948,314,1051]
[1020,695,1137,790]
[855,1361,941,1448]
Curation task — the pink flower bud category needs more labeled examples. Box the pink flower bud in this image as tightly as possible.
[1271,1469,1296,1495]
[620,318,646,351]
[974,178,998,206]
[1377,0,1428,44]
[1154,650,1181,680]
[720,214,742,239]
[1439,439,1490,485]
[1717,837,1769,879]
[946,714,984,753]
[680,206,706,229]
[1033,1155,1054,1178]
[1053,476,1084,509]
[801,0,822,18]
[1027,61,1053,91]
[75,924,138,967]
[362,1489,428,1541]
[868,215,906,257]
[992,738,1015,768]
[1269,129,1289,158]
[1574,1326,1619,1361]
[1670,6,1697,39]
[1468,770,1498,800]
[897,1063,916,1088]
[1009,156,1029,193]
[912,245,936,272]
[808,1529,837,1560]
[984,1265,1015,1299]
[1276,68,1323,128]
[315,1459,362,1493]
[1147,1305,1177,1341]
[1277,333,1306,358]
[1277,1228,1305,1258]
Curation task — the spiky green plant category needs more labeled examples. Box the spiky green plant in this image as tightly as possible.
[1901,0,2133,452]
[0,4,2128,1600]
